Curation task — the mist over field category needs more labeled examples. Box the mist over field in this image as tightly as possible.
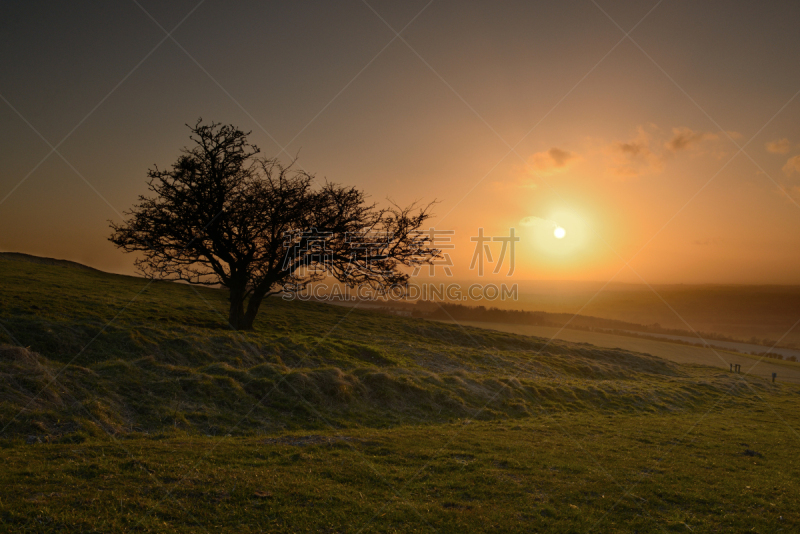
[463,280,800,346]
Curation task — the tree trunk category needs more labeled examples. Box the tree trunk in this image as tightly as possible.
[240,293,265,331]
[228,286,248,330]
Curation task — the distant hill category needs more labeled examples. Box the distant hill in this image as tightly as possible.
[0,251,101,272]
[488,279,800,347]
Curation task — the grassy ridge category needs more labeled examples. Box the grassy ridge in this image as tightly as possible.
[0,255,770,439]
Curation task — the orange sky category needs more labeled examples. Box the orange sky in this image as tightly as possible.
[2,1,800,285]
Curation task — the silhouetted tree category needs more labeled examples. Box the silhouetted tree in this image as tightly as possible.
[110,120,438,330]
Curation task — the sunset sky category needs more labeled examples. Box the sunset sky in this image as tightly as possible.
[2,0,800,284]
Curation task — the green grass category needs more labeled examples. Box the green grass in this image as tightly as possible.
[2,408,798,532]
[1,254,799,532]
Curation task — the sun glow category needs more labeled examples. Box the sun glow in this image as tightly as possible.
[519,207,593,271]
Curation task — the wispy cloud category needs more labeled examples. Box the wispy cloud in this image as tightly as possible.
[519,215,557,228]
[665,127,718,152]
[602,125,723,179]
[693,237,723,246]
[526,147,580,175]
[766,138,792,154]
[604,126,663,179]
[783,155,800,176]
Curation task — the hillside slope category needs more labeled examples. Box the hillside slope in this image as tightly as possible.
[0,254,778,439]
[3,255,800,532]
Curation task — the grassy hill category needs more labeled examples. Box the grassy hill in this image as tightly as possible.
[0,253,743,439]
[1,254,799,532]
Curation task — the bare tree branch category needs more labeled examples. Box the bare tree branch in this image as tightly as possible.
[109,120,439,330]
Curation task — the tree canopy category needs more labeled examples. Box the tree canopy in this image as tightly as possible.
[110,120,438,330]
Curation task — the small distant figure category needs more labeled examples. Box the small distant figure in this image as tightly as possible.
[772,372,777,383]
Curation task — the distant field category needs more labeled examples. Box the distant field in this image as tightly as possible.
[437,320,800,385]
[611,329,800,360]
[461,280,800,347]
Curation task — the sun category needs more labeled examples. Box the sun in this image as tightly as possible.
[553,226,566,239]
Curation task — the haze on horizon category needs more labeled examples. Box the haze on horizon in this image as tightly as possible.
[2,0,800,285]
